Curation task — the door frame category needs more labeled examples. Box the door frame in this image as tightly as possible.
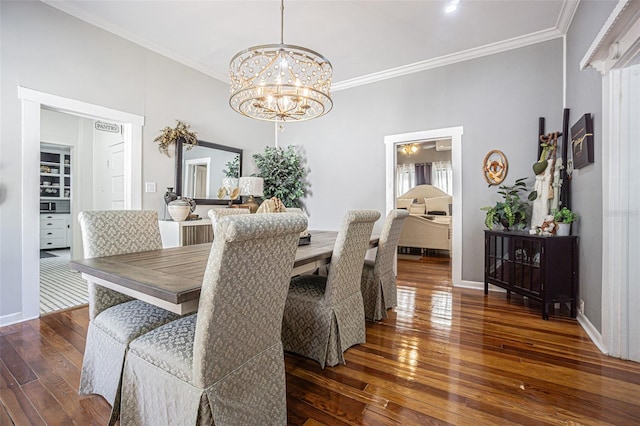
[19,87,144,321]
[384,126,463,286]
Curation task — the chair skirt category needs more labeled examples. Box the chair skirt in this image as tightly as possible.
[282,275,366,368]
[361,263,387,321]
[79,300,179,418]
[121,316,287,426]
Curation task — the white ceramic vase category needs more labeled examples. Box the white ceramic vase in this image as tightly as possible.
[556,223,571,236]
[168,199,190,222]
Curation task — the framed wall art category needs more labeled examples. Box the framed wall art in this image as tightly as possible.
[571,113,594,169]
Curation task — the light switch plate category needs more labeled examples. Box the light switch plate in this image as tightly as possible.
[145,182,156,193]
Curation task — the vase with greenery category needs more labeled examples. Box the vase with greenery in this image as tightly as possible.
[552,207,578,224]
[154,120,198,157]
[552,207,578,236]
[222,156,240,179]
[218,156,240,201]
[253,145,308,208]
[481,177,535,230]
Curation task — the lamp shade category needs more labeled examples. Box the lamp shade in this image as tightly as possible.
[239,177,264,197]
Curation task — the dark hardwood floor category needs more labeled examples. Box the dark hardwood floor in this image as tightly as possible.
[2,256,640,425]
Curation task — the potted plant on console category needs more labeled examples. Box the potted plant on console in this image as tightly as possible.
[481,177,535,231]
[552,207,578,236]
[253,145,308,208]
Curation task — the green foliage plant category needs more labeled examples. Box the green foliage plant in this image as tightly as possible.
[553,207,578,224]
[253,145,308,208]
[481,177,535,230]
[222,156,240,178]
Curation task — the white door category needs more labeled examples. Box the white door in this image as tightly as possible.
[109,142,125,209]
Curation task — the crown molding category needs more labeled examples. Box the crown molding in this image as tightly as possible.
[43,0,579,91]
[332,27,564,92]
[556,0,581,34]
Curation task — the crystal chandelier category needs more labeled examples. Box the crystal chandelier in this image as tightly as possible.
[229,0,333,122]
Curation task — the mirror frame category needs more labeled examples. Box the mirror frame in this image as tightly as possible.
[175,139,243,205]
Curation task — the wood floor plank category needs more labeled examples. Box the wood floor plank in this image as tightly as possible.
[285,374,367,424]
[4,332,93,424]
[0,336,37,386]
[2,255,640,425]
[20,379,74,425]
[0,402,13,426]
[32,319,84,370]
[39,315,85,354]
[0,362,45,426]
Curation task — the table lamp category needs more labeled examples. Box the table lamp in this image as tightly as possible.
[239,176,264,213]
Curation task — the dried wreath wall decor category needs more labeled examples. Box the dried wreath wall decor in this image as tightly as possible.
[483,150,508,185]
[154,120,198,156]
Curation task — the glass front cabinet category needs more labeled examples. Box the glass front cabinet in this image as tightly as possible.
[484,230,578,320]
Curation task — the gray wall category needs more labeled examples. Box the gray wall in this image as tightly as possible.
[279,40,563,283]
[1,0,604,326]
[565,0,617,332]
[0,1,269,320]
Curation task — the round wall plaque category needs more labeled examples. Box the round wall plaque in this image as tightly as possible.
[483,150,508,185]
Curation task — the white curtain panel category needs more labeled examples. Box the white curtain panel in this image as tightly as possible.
[432,161,453,195]
[396,164,415,197]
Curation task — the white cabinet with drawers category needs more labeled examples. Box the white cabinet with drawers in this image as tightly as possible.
[40,213,70,249]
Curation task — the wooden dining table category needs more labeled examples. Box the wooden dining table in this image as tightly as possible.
[70,230,379,315]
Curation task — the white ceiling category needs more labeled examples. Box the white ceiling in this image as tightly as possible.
[44,0,579,91]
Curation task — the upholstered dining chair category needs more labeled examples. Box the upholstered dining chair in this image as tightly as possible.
[120,213,307,426]
[281,210,380,368]
[360,209,409,321]
[77,210,180,419]
[207,208,250,233]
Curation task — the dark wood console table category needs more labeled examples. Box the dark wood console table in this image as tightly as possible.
[484,230,579,320]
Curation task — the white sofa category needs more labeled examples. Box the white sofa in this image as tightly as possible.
[396,185,452,254]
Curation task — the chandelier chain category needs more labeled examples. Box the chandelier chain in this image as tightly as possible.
[280,0,284,44]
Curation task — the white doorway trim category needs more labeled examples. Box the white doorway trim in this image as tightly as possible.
[384,126,464,286]
[18,86,144,321]
[581,0,640,360]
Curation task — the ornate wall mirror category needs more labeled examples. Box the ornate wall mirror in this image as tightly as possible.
[175,139,242,205]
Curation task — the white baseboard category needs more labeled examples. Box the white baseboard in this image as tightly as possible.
[454,280,506,292]
[454,279,483,290]
[577,312,608,355]
[1,312,26,327]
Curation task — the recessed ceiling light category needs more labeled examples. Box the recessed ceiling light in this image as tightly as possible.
[445,0,460,14]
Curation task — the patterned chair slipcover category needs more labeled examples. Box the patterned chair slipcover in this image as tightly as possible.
[281,210,380,368]
[361,209,409,321]
[120,213,308,426]
[77,210,180,421]
[207,208,250,234]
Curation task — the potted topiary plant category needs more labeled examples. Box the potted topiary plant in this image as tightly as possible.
[552,207,578,236]
[253,145,308,208]
[481,177,535,231]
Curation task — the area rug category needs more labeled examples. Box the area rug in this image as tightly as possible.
[39,250,57,259]
[40,249,88,314]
